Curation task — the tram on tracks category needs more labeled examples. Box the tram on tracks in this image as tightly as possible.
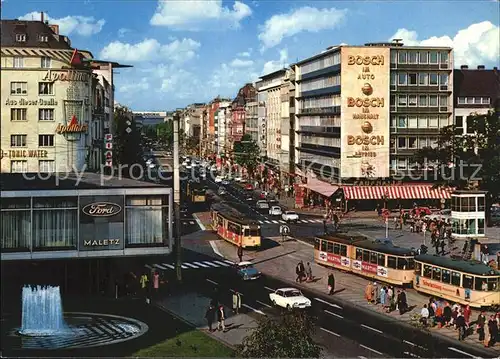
[210,203,261,248]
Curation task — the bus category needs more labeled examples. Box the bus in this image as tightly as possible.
[414,254,500,308]
[314,234,416,286]
[211,203,261,248]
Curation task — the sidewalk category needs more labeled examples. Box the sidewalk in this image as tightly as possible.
[213,238,500,355]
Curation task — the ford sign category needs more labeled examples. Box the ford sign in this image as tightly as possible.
[82,202,122,217]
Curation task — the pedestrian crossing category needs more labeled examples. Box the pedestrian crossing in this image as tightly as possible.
[258,218,324,224]
[145,259,234,271]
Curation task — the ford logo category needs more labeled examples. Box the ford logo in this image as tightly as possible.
[82,202,122,217]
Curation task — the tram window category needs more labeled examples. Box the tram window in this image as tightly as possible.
[407,258,415,270]
[333,243,340,255]
[415,262,422,275]
[340,245,347,257]
[463,275,473,289]
[397,258,409,270]
[314,238,320,250]
[370,252,378,264]
[321,240,328,251]
[475,277,487,291]
[432,267,442,281]
[487,278,498,291]
[441,269,451,284]
[327,242,334,253]
[377,254,385,266]
[451,272,461,286]
[362,250,370,262]
[423,265,432,278]
[388,256,397,269]
[356,248,363,260]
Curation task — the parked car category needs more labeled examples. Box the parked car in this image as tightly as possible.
[214,176,223,183]
[256,200,269,209]
[269,288,311,310]
[282,211,299,223]
[235,261,261,281]
[269,206,282,216]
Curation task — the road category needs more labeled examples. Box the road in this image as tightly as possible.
[143,248,496,358]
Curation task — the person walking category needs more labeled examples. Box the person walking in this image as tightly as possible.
[237,245,243,262]
[328,273,335,295]
[205,305,216,332]
[232,291,242,314]
[217,305,226,332]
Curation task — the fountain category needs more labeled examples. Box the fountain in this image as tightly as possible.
[19,285,67,336]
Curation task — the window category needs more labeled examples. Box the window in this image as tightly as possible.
[408,137,417,148]
[398,95,407,106]
[398,116,407,128]
[463,275,473,289]
[429,95,438,107]
[16,34,26,42]
[440,52,449,64]
[451,271,461,286]
[11,134,27,147]
[39,160,55,173]
[408,116,418,128]
[10,160,27,173]
[10,82,27,95]
[429,51,438,64]
[41,57,51,68]
[11,108,27,121]
[439,95,448,107]
[429,73,438,85]
[39,109,55,121]
[398,137,407,148]
[13,56,24,68]
[439,73,448,85]
[418,116,428,128]
[418,95,427,106]
[455,116,463,128]
[38,134,54,147]
[419,51,428,64]
[398,73,407,85]
[408,52,418,64]
[408,95,417,107]
[398,51,407,64]
[408,73,417,85]
[38,82,54,95]
[418,73,427,85]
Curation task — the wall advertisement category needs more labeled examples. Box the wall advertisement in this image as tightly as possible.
[340,47,390,178]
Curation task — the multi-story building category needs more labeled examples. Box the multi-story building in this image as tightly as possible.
[1,16,128,173]
[453,65,499,135]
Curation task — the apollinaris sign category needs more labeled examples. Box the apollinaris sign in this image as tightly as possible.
[340,47,390,179]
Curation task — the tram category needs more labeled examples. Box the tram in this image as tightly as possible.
[414,254,500,308]
[314,234,416,286]
[210,203,261,248]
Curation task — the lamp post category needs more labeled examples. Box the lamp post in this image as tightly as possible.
[173,112,182,282]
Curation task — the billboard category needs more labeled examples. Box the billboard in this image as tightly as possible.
[340,47,390,178]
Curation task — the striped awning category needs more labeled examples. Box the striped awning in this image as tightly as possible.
[342,186,452,200]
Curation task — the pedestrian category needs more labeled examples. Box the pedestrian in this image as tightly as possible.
[237,245,243,262]
[140,272,149,303]
[477,311,486,344]
[232,291,242,314]
[205,305,215,332]
[328,273,335,295]
[153,271,160,298]
[217,305,226,332]
[305,262,313,282]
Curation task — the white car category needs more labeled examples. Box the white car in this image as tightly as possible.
[269,206,282,216]
[269,288,311,310]
[282,211,299,223]
[214,176,223,183]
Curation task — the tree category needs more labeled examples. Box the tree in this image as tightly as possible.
[232,134,260,177]
[237,311,321,358]
[413,110,500,224]
[113,105,145,177]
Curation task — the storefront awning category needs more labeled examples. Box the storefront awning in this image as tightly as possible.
[306,178,339,197]
[343,185,452,200]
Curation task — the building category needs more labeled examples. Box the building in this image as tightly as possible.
[1,16,129,174]
[453,65,499,135]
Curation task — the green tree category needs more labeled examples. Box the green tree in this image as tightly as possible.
[232,134,260,177]
[237,311,321,358]
[413,110,500,224]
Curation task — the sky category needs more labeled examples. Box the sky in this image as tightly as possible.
[3,0,499,111]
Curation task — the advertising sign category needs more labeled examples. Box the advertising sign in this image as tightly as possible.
[79,195,125,251]
[340,47,390,178]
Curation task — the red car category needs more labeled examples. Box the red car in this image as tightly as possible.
[245,183,254,190]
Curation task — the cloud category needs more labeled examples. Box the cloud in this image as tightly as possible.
[230,58,254,67]
[150,0,252,31]
[390,21,500,67]
[100,38,200,63]
[19,11,105,36]
[258,6,347,51]
[262,48,288,75]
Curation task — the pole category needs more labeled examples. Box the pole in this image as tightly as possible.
[173,113,182,282]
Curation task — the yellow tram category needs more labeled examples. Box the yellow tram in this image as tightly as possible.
[414,255,500,308]
[210,203,261,248]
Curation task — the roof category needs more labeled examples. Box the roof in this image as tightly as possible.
[453,68,500,98]
[1,20,72,50]
[415,254,500,276]
[0,172,167,191]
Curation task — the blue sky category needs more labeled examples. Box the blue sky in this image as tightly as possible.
[3,0,499,111]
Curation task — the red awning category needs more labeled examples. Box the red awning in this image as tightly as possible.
[305,178,339,197]
[342,185,451,200]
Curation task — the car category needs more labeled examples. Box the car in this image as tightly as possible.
[282,211,299,223]
[245,183,254,190]
[214,176,223,183]
[269,206,282,216]
[221,180,231,185]
[235,261,261,281]
[269,288,311,310]
[256,200,269,209]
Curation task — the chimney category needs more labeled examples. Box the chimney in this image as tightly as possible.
[477,65,485,70]
[40,12,44,23]
[49,24,59,35]
[460,65,468,70]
